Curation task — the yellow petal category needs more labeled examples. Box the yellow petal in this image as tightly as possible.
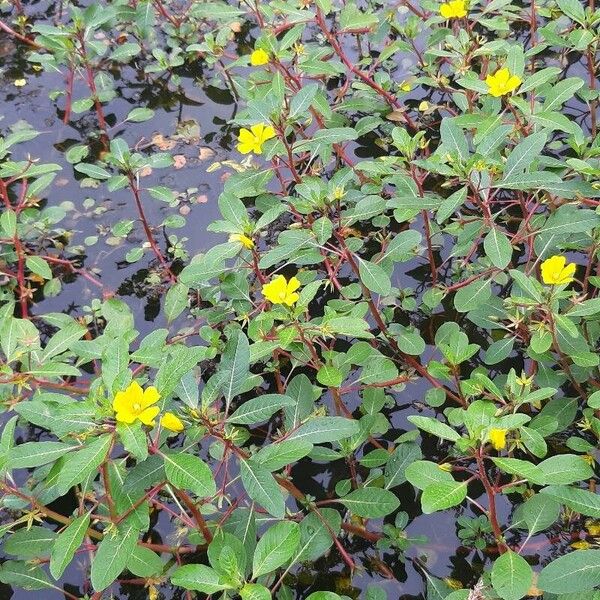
[238,128,254,144]
[560,261,577,283]
[260,125,276,143]
[250,123,266,138]
[541,255,567,285]
[142,385,160,408]
[488,428,507,451]
[138,406,160,426]
[229,233,254,248]
[237,141,255,154]
[263,275,288,304]
[284,292,300,306]
[495,68,510,84]
[115,409,137,424]
[112,390,130,413]
[161,412,185,432]
[439,3,453,17]
[250,49,269,66]
[506,75,521,92]
[287,276,301,294]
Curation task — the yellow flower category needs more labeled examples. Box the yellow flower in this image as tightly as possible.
[485,67,522,97]
[439,0,467,18]
[237,123,276,155]
[262,275,301,306]
[113,381,160,426]
[488,428,507,450]
[541,255,576,286]
[293,42,305,56]
[400,82,412,92]
[250,48,269,66]
[418,100,430,111]
[13,79,26,87]
[229,233,254,249]
[571,540,593,550]
[586,520,600,536]
[161,412,184,432]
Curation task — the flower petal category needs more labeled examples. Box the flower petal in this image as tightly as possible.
[138,406,160,426]
[238,128,254,143]
[287,276,301,294]
[115,409,137,424]
[250,123,265,138]
[284,292,300,306]
[161,412,185,432]
[142,385,160,408]
[260,125,276,143]
[237,141,254,154]
[112,390,130,413]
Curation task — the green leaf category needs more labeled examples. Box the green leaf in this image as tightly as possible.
[50,514,91,579]
[8,441,74,468]
[440,117,468,161]
[240,583,271,600]
[543,77,584,112]
[164,282,189,323]
[538,550,600,593]
[228,394,296,425]
[492,457,545,484]
[252,521,300,578]
[1,209,17,236]
[163,453,216,498]
[384,443,422,489]
[222,329,250,407]
[295,509,341,562]
[358,258,391,295]
[155,345,206,399]
[41,322,86,361]
[26,256,52,279]
[117,422,148,461]
[491,551,533,600]
[405,460,454,490]
[537,454,594,485]
[4,526,57,558]
[520,494,560,534]
[90,522,139,591]
[540,485,600,517]
[75,163,112,179]
[338,487,400,518]
[502,132,546,180]
[316,365,344,387]
[254,440,313,472]
[126,107,155,122]
[126,545,164,578]
[407,416,461,442]
[287,417,359,444]
[484,337,515,365]
[484,228,512,269]
[454,279,492,313]
[421,481,468,513]
[55,435,112,494]
[240,458,285,518]
[289,83,318,120]
[0,561,54,590]
[171,564,230,593]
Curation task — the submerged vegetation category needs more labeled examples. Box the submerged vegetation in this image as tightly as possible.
[1,0,600,598]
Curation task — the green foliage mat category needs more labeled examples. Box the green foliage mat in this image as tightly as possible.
[1,0,600,598]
